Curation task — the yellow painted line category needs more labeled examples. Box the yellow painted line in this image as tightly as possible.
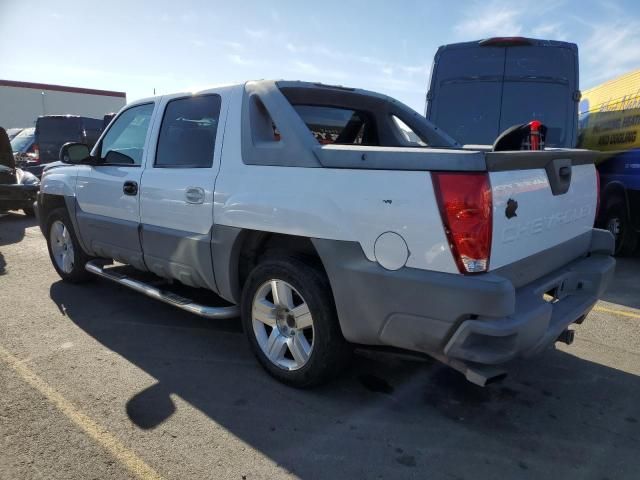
[593,306,640,319]
[0,345,163,480]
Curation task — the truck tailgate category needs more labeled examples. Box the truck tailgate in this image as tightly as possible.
[487,150,598,270]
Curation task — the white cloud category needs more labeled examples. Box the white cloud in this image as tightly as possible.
[454,3,523,38]
[244,28,267,39]
[286,43,305,53]
[292,61,320,75]
[581,20,640,87]
[531,23,567,41]
[221,40,244,51]
[180,12,195,23]
[288,60,347,80]
[400,64,428,76]
[227,54,255,67]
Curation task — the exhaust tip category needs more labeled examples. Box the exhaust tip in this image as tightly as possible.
[556,329,575,345]
[465,367,508,387]
[485,373,508,385]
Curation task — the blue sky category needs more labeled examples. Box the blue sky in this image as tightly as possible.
[1,0,640,111]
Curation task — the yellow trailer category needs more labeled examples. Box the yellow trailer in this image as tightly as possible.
[578,69,640,255]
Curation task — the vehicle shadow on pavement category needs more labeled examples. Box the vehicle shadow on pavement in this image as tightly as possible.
[50,280,640,479]
[0,212,37,275]
[601,256,640,309]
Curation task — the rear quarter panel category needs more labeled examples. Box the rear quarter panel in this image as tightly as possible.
[214,90,459,274]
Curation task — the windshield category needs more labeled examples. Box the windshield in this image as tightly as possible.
[10,128,35,153]
[7,128,23,140]
[37,117,81,141]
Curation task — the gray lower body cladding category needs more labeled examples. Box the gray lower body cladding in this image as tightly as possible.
[140,224,217,290]
[75,209,147,271]
[312,228,615,366]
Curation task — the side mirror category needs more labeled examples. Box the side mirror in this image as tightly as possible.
[59,142,91,164]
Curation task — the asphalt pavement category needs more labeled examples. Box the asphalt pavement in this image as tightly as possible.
[1,211,639,480]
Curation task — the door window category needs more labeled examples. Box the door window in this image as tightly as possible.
[155,95,222,168]
[99,103,154,166]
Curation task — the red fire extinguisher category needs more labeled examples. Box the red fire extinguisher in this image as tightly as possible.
[529,120,543,150]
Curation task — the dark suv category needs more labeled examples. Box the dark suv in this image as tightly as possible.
[16,116,103,177]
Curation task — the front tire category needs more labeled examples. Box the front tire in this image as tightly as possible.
[45,208,93,283]
[241,256,351,388]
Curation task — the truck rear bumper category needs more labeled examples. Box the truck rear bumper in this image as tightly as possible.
[442,252,614,364]
[0,184,39,211]
[313,228,615,370]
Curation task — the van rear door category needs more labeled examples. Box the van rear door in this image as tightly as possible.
[426,39,579,148]
[500,44,578,147]
[426,44,504,145]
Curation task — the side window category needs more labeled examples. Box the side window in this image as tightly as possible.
[292,105,377,145]
[99,103,154,166]
[155,94,222,168]
[391,116,428,146]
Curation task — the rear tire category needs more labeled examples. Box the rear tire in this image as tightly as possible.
[45,207,94,283]
[241,255,351,388]
[604,203,638,256]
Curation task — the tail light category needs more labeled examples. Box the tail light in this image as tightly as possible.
[432,172,493,274]
[27,143,40,164]
[479,37,533,47]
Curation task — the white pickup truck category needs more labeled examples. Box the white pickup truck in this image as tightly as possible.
[37,80,615,387]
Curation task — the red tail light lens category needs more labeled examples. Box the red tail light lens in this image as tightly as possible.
[27,143,40,163]
[432,172,493,274]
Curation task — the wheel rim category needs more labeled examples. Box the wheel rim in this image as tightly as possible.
[607,217,621,239]
[50,220,75,274]
[252,279,314,371]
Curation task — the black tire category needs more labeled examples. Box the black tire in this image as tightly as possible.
[23,206,35,217]
[604,203,638,256]
[45,207,94,283]
[241,255,351,388]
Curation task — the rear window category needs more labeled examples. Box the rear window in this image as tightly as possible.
[500,83,569,146]
[37,118,81,140]
[10,128,35,153]
[155,95,222,168]
[292,105,376,145]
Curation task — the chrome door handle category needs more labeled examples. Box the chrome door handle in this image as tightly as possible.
[185,187,205,204]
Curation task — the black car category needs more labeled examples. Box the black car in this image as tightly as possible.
[0,127,39,216]
[10,127,37,165]
[15,115,102,177]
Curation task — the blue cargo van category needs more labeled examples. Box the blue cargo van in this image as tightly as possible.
[425,37,580,148]
[579,69,640,255]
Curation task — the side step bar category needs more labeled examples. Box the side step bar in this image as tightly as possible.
[85,261,240,319]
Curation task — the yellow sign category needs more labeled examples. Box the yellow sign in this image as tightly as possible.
[578,69,640,160]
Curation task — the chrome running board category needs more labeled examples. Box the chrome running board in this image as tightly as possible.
[85,260,239,319]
